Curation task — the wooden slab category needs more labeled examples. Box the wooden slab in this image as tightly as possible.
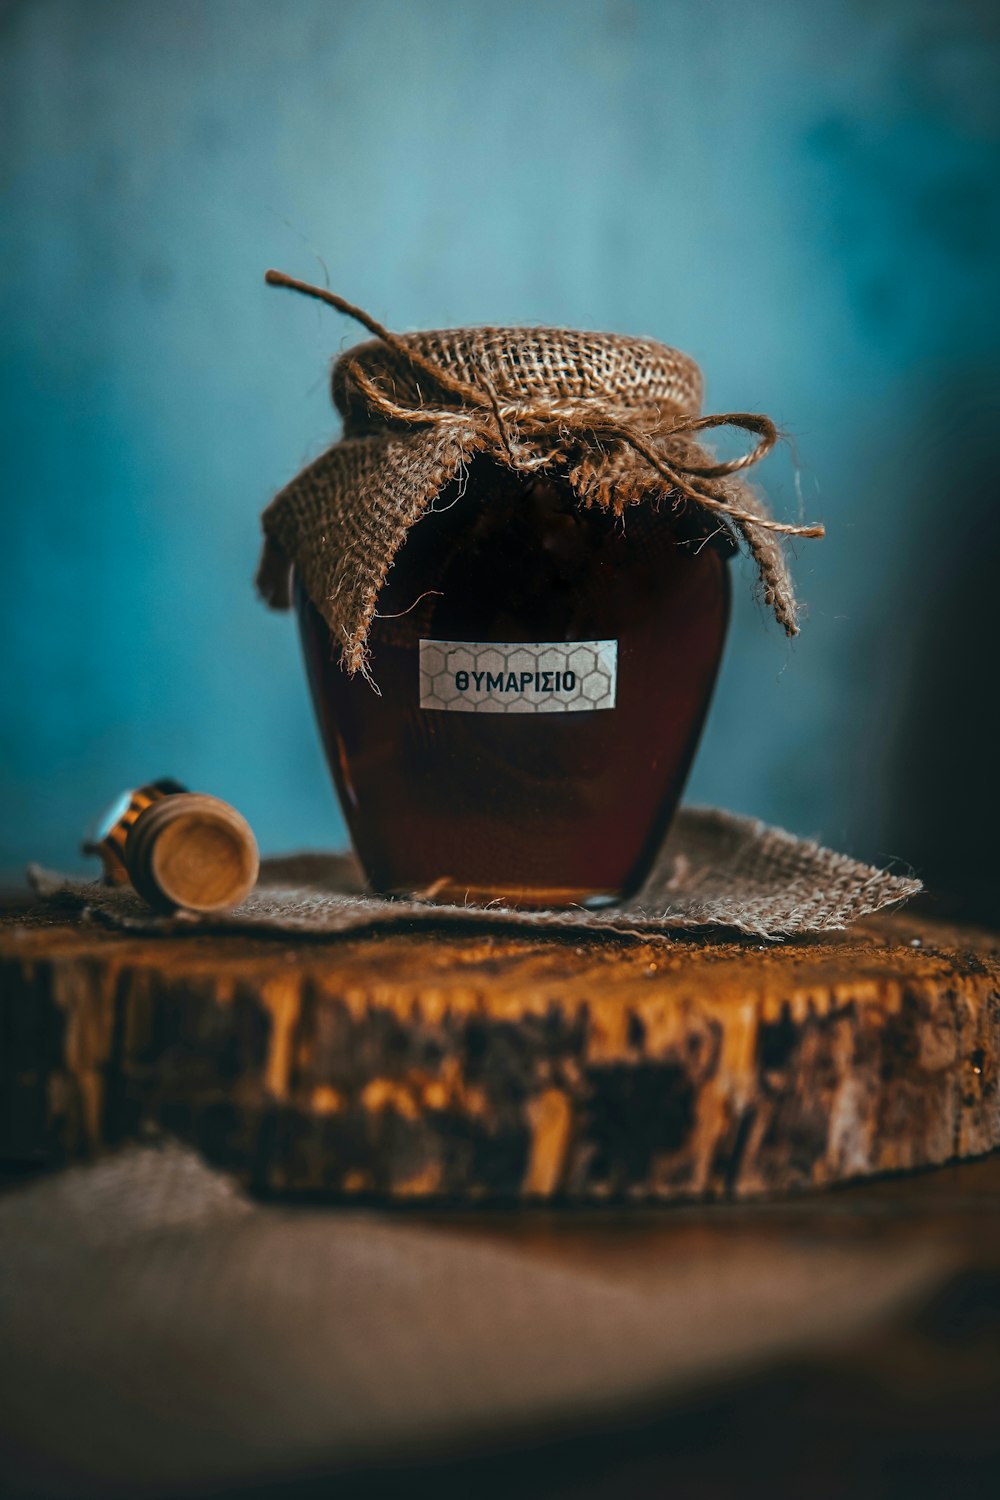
[2,905,998,1200]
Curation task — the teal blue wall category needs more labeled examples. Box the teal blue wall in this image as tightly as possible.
[3,0,999,908]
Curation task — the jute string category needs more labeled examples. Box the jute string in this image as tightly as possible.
[265,269,825,546]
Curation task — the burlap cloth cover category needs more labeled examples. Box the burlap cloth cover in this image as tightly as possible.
[0,1144,946,1497]
[31,808,920,940]
[227,284,874,937]
[256,275,824,677]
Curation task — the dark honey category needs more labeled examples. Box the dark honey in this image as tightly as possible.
[296,459,730,906]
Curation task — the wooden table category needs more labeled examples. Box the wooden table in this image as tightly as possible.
[356,1155,1000,1500]
[2,899,1000,1497]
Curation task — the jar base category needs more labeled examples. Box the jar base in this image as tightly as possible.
[379,879,629,911]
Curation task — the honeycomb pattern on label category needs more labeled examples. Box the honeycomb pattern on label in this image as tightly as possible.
[419,639,617,714]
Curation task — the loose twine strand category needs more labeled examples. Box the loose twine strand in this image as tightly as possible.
[264,269,824,544]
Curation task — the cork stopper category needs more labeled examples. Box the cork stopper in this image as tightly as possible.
[124,794,259,914]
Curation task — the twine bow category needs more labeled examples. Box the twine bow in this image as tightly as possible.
[265,269,825,548]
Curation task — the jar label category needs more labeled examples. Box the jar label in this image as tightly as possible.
[419,640,617,713]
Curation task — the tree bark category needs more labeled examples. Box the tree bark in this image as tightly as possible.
[2,908,997,1200]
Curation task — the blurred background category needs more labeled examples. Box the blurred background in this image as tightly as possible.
[2,0,998,915]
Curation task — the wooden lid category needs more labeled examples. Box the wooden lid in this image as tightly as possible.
[125,794,259,914]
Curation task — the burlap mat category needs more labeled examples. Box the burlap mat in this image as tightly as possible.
[0,1145,945,1497]
[31,807,920,942]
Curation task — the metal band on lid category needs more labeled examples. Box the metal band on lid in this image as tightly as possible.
[83,778,187,885]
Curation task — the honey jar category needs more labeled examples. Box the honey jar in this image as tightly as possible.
[296,463,729,906]
[259,275,821,908]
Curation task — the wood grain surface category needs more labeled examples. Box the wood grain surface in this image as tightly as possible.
[125,794,259,913]
[2,904,998,1200]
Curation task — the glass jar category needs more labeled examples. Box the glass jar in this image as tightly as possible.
[296,456,730,907]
